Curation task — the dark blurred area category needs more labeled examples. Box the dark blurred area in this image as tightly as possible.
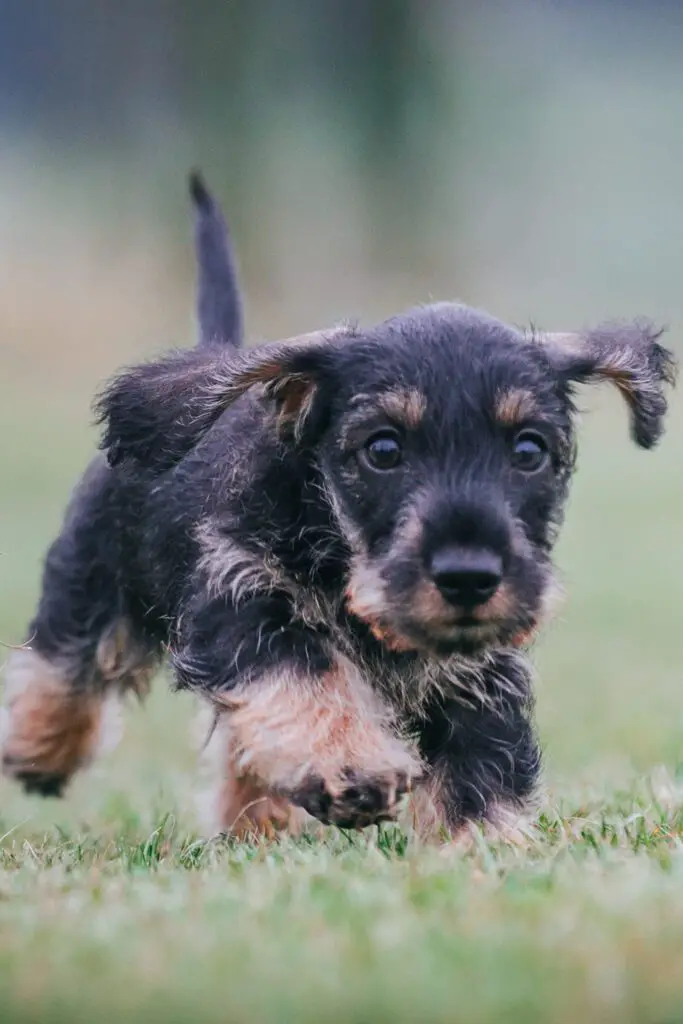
[4,0,683,362]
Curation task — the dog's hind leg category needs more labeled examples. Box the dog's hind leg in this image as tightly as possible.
[196,707,309,839]
[1,458,160,796]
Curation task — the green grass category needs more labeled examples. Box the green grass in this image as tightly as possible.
[2,790,683,1023]
[2,334,683,1022]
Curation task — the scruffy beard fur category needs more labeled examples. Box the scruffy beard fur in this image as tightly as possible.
[0,184,675,845]
[333,471,559,659]
[344,549,556,658]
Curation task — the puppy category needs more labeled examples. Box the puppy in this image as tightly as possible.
[1,176,676,842]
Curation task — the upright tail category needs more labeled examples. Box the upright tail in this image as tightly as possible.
[189,170,244,349]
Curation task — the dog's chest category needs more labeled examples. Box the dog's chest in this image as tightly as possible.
[328,605,491,717]
[291,582,508,717]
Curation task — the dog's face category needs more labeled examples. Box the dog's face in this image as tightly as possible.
[98,304,675,657]
[314,308,574,655]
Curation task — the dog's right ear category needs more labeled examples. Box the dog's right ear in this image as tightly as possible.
[95,330,343,473]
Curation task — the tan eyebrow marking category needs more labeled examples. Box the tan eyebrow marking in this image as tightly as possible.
[494,387,539,426]
[340,388,427,449]
[376,388,427,429]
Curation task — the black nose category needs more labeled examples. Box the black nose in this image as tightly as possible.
[429,547,503,607]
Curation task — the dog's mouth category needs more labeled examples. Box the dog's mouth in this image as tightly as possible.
[345,559,543,656]
[361,612,526,657]
[421,622,500,656]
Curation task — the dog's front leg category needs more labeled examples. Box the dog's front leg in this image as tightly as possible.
[175,594,422,832]
[410,683,541,845]
[220,655,424,829]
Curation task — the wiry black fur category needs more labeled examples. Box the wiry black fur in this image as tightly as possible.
[2,178,676,835]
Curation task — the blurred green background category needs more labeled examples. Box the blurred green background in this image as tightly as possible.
[1,0,682,830]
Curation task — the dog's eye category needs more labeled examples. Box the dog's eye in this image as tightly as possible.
[362,432,403,471]
[511,430,549,473]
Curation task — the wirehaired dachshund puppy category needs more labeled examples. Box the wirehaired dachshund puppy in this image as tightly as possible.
[1,174,676,841]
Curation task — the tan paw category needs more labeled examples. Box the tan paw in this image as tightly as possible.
[288,765,418,829]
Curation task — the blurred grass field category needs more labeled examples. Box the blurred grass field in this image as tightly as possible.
[2,128,683,1019]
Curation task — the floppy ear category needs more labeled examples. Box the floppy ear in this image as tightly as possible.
[95,330,340,473]
[540,320,677,449]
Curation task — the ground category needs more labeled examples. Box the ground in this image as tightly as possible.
[1,339,683,1023]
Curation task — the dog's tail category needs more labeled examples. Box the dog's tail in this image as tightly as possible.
[189,170,244,349]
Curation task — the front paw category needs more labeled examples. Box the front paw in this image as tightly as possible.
[289,767,416,829]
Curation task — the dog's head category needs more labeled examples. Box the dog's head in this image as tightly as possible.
[98,304,675,656]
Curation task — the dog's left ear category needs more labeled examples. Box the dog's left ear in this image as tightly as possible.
[541,320,677,448]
